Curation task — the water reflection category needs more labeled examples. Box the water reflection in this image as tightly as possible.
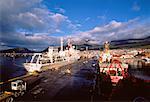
[128,59,150,80]
[0,56,31,82]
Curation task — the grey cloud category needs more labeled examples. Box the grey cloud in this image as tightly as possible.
[0,0,78,50]
[1,32,60,50]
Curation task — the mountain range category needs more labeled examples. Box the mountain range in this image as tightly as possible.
[0,36,150,53]
[0,47,35,53]
[110,36,150,49]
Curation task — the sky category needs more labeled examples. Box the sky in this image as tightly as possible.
[0,0,150,51]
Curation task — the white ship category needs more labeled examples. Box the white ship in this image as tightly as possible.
[23,37,81,73]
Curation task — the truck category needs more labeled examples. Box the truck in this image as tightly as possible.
[0,80,26,102]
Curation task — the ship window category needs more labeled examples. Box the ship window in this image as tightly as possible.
[117,71,122,76]
[12,83,16,86]
[32,55,39,63]
[18,82,22,86]
[109,70,116,76]
[117,68,122,76]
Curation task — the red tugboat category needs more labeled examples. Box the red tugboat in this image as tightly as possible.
[99,41,128,84]
[99,59,128,84]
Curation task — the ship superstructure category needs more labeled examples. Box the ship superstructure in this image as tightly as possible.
[24,37,81,73]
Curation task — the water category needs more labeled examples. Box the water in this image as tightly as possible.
[0,56,31,82]
[128,60,150,80]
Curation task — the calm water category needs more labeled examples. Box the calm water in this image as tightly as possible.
[0,56,31,82]
[128,61,150,80]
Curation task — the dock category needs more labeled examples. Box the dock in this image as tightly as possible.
[13,58,98,101]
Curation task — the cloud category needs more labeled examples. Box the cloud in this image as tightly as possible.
[132,2,140,11]
[85,17,90,21]
[70,18,150,45]
[0,0,53,33]
[0,31,61,50]
[97,15,106,20]
[0,0,79,50]
[50,13,67,24]
[0,0,149,51]
[55,7,66,14]
[66,19,81,32]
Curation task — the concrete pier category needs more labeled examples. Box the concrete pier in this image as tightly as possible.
[15,58,98,101]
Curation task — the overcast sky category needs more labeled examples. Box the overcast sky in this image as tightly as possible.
[0,0,150,51]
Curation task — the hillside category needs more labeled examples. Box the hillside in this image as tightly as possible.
[110,36,150,49]
[0,47,35,53]
[1,36,149,53]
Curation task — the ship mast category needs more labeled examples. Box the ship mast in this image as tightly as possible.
[60,37,63,51]
[104,41,110,54]
[68,38,72,49]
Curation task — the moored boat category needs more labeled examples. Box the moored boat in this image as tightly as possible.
[98,41,129,84]
[99,59,128,84]
[23,37,81,73]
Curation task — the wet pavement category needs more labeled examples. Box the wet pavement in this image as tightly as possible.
[17,58,98,101]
